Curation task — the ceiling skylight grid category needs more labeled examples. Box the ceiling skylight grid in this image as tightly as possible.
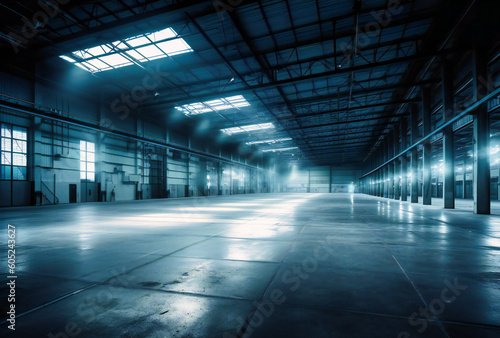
[175,95,250,115]
[221,123,275,135]
[246,138,292,145]
[59,28,193,73]
[262,147,299,153]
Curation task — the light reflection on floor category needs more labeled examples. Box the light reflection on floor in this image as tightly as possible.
[0,193,499,337]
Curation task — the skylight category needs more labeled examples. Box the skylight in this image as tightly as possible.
[175,95,250,115]
[221,123,274,135]
[59,28,193,73]
[246,138,292,145]
[262,147,299,153]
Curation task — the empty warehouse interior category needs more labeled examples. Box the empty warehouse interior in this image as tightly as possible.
[1,0,500,337]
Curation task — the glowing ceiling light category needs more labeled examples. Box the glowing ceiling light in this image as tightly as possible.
[176,95,250,115]
[221,123,274,135]
[262,147,299,153]
[490,146,500,155]
[246,138,292,145]
[60,27,192,73]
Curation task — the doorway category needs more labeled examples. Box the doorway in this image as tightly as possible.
[69,184,77,203]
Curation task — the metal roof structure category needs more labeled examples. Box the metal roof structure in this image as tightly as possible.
[0,0,493,167]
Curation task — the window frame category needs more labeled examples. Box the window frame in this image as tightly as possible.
[1,123,28,181]
[80,140,96,182]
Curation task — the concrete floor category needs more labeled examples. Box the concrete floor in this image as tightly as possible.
[1,193,500,337]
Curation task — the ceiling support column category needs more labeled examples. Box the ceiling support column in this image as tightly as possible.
[400,117,408,202]
[378,152,382,197]
[388,136,394,199]
[410,104,419,203]
[422,88,432,205]
[410,149,419,203]
[473,49,491,214]
[442,62,455,209]
[393,124,401,200]
[383,141,388,198]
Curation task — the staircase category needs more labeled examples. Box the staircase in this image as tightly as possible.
[41,181,59,205]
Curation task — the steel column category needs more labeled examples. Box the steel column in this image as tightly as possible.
[388,135,394,199]
[393,124,401,200]
[473,49,491,214]
[400,118,408,201]
[410,149,419,203]
[410,104,419,203]
[422,88,432,205]
[442,62,455,209]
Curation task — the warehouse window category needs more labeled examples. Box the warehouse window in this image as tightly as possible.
[59,27,192,73]
[80,141,95,182]
[1,123,27,180]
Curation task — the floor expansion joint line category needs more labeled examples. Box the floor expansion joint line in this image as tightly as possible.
[362,215,451,338]
[236,199,321,338]
[1,203,300,326]
[0,222,246,325]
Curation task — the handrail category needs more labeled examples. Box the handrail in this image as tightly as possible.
[41,181,59,204]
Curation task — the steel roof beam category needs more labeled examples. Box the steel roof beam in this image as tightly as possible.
[278,100,419,121]
[140,53,449,108]
[282,114,404,132]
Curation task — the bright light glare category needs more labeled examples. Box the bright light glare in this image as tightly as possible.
[246,138,292,145]
[221,123,274,135]
[176,95,250,115]
[262,147,298,153]
[491,145,500,155]
[60,27,192,72]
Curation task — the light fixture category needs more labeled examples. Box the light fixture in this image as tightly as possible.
[176,95,250,115]
[262,147,298,153]
[246,138,292,145]
[221,123,274,135]
[59,27,192,73]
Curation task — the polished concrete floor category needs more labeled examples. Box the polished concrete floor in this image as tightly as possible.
[1,193,500,337]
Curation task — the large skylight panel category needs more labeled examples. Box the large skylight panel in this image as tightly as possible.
[152,28,177,41]
[124,50,147,62]
[176,95,251,115]
[134,44,163,60]
[157,39,192,56]
[59,55,75,63]
[85,45,112,56]
[246,138,292,145]
[221,123,274,135]
[98,54,133,69]
[85,58,112,71]
[125,36,151,47]
[59,27,192,73]
[262,147,298,153]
